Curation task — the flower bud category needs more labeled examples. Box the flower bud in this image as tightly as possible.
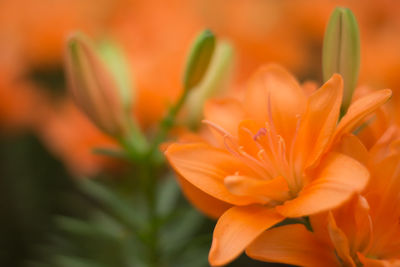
[185,41,234,128]
[183,29,216,90]
[97,39,134,113]
[65,33,128,137]
[322,7,360,114]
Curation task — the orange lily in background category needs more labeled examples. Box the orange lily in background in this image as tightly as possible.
[165,64,391,266]
[0,0,204,176]
[0,0,119,175]
[194,0,309,83]
[0,0,114,67]
[246,127,400,266]
[3,0,400,179]
[195,0,400,108]
[35,100,118,176]
[0,53,45,132]
[110,0,204,128]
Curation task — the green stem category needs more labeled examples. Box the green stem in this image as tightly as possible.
[140,161,160,267]
[149,88,189,158]
[118,88,190,266]
[143,88,193,265]
[118,118,149,161]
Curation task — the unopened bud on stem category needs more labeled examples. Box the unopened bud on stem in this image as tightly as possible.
[65,32,129,137]
[150,30,217,155]
[98,39,134,113]
[185,41,234,128]
[323,7,360,114]
[183,29,216,90]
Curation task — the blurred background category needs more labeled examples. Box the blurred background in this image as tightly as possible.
[1,0,400,266]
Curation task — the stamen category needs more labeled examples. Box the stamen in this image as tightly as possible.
[242,127,266,153]
[267,94,278,136]
[202,119,234,138]
[242,124,290,180]
[223,135,271,179]
[253,127,267,140]
[289,114,302,163]
[288,114,302,190]
[278,136,289,169]
[264,124,279,161]
[257,149,277,177]
[238,146,272,179]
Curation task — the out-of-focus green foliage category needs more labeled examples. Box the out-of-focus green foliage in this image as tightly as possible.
[27,176,210,267]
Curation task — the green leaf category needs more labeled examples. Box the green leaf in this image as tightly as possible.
[323,7,360,114]
[55,211,127,241]
[55,216,96,236]
[183,29,216,90]
[156,175,181,217]
[52,255,102,267]
[78,179,146,231]
[25,261,52,267]
[92,147,128,159]
[160,208,205,254]
[174,243,209,267]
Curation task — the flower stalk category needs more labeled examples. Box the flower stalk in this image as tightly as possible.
[149,30,216,157]
[65,32,148,159]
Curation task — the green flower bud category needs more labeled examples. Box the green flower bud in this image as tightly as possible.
[185,41,234,128]
[322,7,360,114]
[183,29,216,90]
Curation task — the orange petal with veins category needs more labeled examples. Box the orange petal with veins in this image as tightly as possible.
[165,142,259,205]
[177,175,231,219]
[246,224,339,267]
[294,74,343,171]
[244,64,306,144]
[276,152,369,217]
[209,205,284,266]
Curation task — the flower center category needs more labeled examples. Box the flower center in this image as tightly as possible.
[204,115,303,195]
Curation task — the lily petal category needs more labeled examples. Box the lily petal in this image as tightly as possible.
[332,89,392,145]
[224,175,289,202]
[336,134,369,166]
[165,142,259,205]
[209,205,284,266]
[294,74,343,171]
[327,212,356,267]
[246,224,339,267]
[204,98,245,137]
[357,253,400,267]
[244,64,306,143]
[276,152,369,217]
[177,175,231,219]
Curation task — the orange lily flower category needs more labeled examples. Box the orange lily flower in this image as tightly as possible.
[165,64,391,266]
[246,128,400,266]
